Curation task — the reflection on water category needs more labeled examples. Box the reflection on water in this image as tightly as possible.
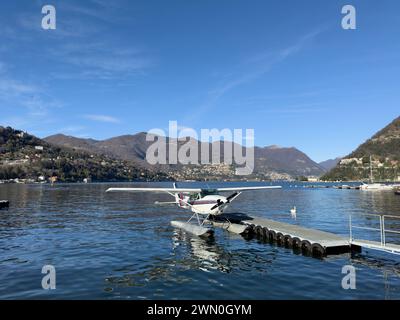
[173,231,232,273]
[350,253,400,300]
[104,230,278,298]
[0,182,400,299]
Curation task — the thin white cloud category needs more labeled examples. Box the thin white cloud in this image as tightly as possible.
[60,2,118,23]
[0,79,37,97]
[46,40,153,80]
[0,70,61,115]
[184,28,325,124]
[6,3,153,81]
[262,103,326,114]
[0,58,64,134]
[89,0,126,9]
[82,114,120,123]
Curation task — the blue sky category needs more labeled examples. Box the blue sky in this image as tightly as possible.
[1,0,399,162]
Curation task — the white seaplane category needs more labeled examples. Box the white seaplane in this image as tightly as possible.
[106,183,282,237]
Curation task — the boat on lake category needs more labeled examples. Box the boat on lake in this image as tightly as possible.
[359,156,394,191]
[359,183,394,191]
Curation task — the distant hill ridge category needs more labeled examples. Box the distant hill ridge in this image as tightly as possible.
[0,126,167,182]
[319,158,342,171]
[45,132,326,179]
[322,116,400,181]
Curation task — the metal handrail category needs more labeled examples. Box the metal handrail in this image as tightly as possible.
[349,213,400,247]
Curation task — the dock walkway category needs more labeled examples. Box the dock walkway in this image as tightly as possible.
[216,213,355,256]
[243,217,349,248]
[212,213,400,257]
[351,239,400,255]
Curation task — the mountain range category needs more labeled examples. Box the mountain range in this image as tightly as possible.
[0,126,168,182]
[4,115,399,182]
[44,132,326,180]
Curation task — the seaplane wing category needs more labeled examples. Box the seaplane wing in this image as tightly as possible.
[213,186,282,192]
[106,187,203,194]
[106,186,281,194]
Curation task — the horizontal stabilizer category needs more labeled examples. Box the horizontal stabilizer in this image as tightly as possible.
[154,201,177,205]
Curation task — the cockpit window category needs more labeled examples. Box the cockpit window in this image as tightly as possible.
[200,189,217,197]
[189,193,200,200]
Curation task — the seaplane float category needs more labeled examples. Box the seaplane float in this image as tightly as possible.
[106,183,282,237]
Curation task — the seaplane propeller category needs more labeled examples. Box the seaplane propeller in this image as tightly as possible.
[210,192,239,210]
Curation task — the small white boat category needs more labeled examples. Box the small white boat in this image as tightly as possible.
[359,183,394,191]
[359,156,395,191]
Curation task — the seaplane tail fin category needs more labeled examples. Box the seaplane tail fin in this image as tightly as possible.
[173,182,179,206]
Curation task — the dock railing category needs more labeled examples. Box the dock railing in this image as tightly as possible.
[349,213,400,252]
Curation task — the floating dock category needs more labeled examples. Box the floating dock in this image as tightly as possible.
[243,216,353,255]
[211,213,400,257]
[212,213,358,257]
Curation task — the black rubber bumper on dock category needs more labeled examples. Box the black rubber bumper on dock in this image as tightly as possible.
[219,213,353,257]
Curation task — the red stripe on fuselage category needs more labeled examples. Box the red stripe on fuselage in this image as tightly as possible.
[189,200,219,205]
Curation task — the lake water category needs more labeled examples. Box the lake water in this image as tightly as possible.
[1,181,400,300]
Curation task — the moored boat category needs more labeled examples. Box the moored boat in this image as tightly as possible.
[359,183,394,191]
[359,155,394,191]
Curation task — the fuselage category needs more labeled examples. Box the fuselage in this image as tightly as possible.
[176,193,228,215]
